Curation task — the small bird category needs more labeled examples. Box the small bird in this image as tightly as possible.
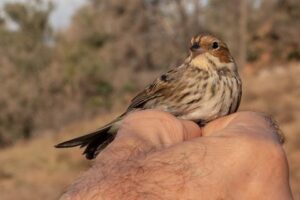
[55,34,242,159]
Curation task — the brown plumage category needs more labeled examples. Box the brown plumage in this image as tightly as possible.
[55,34,242,159]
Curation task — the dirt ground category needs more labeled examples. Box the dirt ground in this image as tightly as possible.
[0,62,299,199]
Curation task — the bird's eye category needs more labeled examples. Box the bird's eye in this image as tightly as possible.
[191,43,200,50]
[212,42,219,49]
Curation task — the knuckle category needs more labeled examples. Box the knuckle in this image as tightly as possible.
[234,111,285,144]
[238,134,286,166]
[234,137,289,181]
[235,111,265,120]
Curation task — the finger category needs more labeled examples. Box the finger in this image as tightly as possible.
[201,113,237,136]
[180,120,202,140]
[112,110,197,152]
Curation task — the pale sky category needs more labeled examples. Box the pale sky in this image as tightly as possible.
[0,0,87,29]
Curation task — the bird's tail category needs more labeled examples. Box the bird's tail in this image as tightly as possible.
[55,124,116,160]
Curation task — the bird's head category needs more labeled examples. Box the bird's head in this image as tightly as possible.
[186,34,236,71]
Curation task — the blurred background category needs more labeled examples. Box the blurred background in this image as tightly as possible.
[0,0,299,199]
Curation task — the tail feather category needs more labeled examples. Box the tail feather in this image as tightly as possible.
[55,126,115,159]
[83,132,115,159]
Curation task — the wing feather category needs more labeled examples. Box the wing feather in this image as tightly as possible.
[127,68,183,111]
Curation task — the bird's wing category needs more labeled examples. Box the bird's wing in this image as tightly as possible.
[126,67,184,111]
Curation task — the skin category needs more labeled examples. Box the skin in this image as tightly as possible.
[60,110,293,200]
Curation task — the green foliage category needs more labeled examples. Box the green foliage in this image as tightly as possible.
[96,81,114,96]
[0,1,114,145]
[122,82,137,93]
[2,1,53,73]
[247,48,262,62]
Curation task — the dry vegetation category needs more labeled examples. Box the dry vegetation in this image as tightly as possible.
[0,0,299,145]
[0,0,299,199]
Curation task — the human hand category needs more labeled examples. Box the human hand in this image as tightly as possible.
[61,110,292,200]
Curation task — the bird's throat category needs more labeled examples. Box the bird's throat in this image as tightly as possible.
[190,53,235,71]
